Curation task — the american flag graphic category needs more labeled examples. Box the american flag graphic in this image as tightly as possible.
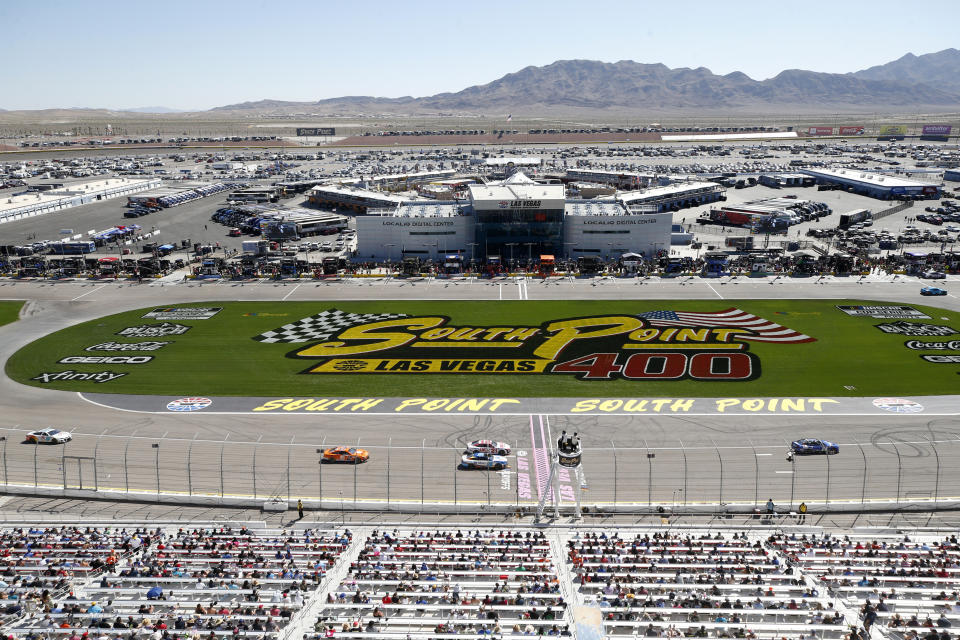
[637,308,815,343]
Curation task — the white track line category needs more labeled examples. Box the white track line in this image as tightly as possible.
[281,283,302,301]
[705,282,724,299]
[70,285,107,301]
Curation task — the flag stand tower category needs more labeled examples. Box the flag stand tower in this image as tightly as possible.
[536,431,585,522]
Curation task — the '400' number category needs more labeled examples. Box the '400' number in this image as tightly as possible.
[551,352,757,381]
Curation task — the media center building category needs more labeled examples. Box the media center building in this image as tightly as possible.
[356,172,673,264]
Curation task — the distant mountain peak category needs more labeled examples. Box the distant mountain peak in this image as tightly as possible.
[205,51,960,116]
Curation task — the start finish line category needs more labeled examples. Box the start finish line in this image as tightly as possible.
[80,393,957,416]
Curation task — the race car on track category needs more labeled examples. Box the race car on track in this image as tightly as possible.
[465,439,511,456]
[322,447,369,464]
[460,452,509,470]
[26,428,72,444]
[921,287,948,296]
[790,438,839,455]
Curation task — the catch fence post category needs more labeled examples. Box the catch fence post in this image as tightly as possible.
[1,434,8,488]
[453,448,458,510]
[892,440,903,506]
[33,442,38,489]
[748,439,758,509]
[387,437,391,509]
[421,438,425,509]
[710,438,723,507]
[354,437,360,505]
[679,439,688,507]
[123,428,141,494]
[857,442,868,506]
[929,435,941,505]
[610,440,617,507]
[220,434,230,499]
[825,445,831,505]
[287,436,295,503]
[487,456,491,507]
[187,434,197,497]
[645,440,653,507]
[154,432,166,500]
[92,430,106,492]
[252,435,263,499]
[319,435,326,508]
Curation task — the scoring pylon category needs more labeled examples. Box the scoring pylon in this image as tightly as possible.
[536,430,586,521]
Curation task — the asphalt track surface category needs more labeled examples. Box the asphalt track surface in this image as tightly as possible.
[1,273,959,512]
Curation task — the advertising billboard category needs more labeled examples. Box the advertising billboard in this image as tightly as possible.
[922,125,952,136]
[878,125,907,136]
[296,127,336,136]
[838,126,865,135]
[807,126,834,136]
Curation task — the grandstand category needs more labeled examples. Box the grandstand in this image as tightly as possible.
[4,524,960,640]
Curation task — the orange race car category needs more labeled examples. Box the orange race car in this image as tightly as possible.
[322,446,370,464]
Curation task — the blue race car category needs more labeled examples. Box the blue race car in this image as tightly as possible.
[791,438,839,455]
[459,452,509,470]
[921,287,948,296]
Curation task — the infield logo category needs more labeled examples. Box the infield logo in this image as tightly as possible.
[276,307,815,382]
[59,356,153,364]
[117,323,190,337]
[33,371,127,384]
[876,322,957,337]
[85,341,171,352]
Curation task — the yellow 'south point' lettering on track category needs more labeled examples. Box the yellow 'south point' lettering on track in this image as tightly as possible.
[252,398,384,412]
[394,398,521,412]
[570,399,689,413]
[714,398,841,412]
[306,359,551,374]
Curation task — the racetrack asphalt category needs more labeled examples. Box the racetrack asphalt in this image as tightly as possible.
[0,273,958,513]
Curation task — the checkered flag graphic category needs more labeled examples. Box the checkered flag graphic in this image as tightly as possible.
[252,309,409,344]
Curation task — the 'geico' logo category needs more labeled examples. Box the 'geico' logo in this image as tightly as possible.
[58,356,153,364]
[920,354,960,364]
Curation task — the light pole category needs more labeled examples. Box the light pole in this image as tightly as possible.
[384,243,395,273]
[506,243,517,272]
[467,242,478,274]
[523,242,535,271]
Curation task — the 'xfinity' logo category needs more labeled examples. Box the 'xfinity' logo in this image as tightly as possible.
[32,371,128,384]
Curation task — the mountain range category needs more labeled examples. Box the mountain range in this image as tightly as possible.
[3,49,960,117]
[208,48,960,115]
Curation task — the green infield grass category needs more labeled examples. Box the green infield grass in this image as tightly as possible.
[0,301,24,328]
[5,299,959,397]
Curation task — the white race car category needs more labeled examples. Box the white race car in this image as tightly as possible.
[465,439,511,456]
[26,428,72,444]
[460,452,509,470]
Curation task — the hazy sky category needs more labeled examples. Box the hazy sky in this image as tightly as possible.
[2,0,957,111]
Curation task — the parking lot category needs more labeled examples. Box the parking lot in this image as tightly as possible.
[1,138,959,280]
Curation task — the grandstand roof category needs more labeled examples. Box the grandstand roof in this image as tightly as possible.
[618,181,723,204]
[802,167,939,188]
[468,172,563,202]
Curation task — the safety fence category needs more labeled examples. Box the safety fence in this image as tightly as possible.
[2,428,960,513]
